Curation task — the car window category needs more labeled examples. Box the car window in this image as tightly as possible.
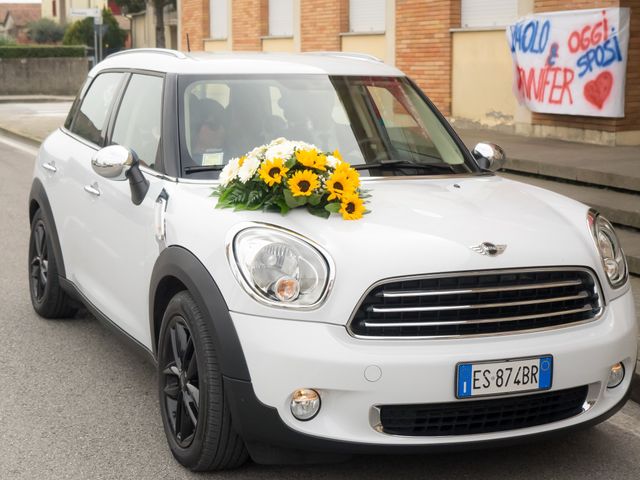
[178,75,472,179]
[70,72,124,146]
[111,74,164,170]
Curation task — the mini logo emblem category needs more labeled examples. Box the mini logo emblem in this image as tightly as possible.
[471,242,507,256]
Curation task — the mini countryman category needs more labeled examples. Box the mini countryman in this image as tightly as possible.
[28,49,636,471]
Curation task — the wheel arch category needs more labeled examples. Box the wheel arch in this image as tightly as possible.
[149,246,251,381]
[29,178,66,278]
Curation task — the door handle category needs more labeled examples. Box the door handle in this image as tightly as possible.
[84,182,101,197]
[42,161,57,173]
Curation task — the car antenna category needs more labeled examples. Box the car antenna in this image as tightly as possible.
[186,33,191,52]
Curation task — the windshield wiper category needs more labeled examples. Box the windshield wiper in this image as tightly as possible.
[350,160,456,172]
[184,165,225,174]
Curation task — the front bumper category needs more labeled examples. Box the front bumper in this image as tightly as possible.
[228,289,637,451]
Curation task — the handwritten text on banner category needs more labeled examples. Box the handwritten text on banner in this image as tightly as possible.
[507,8,630,118]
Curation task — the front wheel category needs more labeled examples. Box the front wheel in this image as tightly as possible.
[28,209,76,318]
[158,291,248,471]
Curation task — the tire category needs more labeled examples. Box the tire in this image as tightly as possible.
[28,209,76,318]
[158,291,248,471]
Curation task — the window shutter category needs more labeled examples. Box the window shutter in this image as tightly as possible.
[461,0,518,29]
[349,0,385,33]
[209,0,228,39]
[269,0,294,37]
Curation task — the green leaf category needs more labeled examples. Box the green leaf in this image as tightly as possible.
[308,192,323,206]
[285,156,297,169]
[308,205,330,219]
[283,189,307,208]
[274,197,291,215]
[324,202,341,213]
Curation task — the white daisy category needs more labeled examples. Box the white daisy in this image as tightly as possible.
[218,157,241,187]
[237,155,261,183]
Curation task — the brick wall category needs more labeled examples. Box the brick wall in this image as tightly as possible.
[300,0,348,51]
[181,0,210,51]
[395,0,460,117]
[232,0,268,51]
[533,0,639,133]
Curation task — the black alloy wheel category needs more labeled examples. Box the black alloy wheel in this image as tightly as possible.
[157,291,248,471]
[30,220,48,303]
[161,316,200,447]
[28,209,76,318]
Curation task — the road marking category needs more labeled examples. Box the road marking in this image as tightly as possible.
[0,134,39,157]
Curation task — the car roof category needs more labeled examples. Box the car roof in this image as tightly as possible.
[91,49,405,77]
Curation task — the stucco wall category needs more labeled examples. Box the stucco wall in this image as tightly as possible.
[204,39,230,51]
[0,57,88,95]
[341,34,386,62]
[262,37,295,52]
[452,30,516,126]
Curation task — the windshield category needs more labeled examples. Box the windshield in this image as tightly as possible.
[178,75,478,178]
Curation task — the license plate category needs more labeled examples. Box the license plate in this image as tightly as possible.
[456,355,553,398]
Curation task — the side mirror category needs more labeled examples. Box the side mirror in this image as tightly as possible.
[472,142,506,172]
[91,145,149,205]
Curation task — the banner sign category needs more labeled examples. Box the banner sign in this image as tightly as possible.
[507,8,630,118]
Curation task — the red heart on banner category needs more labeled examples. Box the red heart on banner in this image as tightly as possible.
[584,71,613,110]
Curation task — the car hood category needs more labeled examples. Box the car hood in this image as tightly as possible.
[169,174,604,323]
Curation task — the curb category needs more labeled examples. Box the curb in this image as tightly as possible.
[0,96,74,104]
[504,158,640,195]
[0,125,44,147]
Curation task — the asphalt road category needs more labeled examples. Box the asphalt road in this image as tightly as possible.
[1,133,640,480]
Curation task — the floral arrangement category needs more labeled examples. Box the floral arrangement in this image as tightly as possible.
[213,138,369,220]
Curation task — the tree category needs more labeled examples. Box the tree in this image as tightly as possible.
[116,0,176,49]
[27,18,65,44]
[63,8,126,51]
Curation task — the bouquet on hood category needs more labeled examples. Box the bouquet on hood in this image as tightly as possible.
[213,138,369,220]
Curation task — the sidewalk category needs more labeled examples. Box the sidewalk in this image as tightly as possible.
[456,127,640,193]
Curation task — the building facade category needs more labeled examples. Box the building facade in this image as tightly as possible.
[176,0,639,145]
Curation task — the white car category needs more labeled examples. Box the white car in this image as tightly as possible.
[29,49,636,471]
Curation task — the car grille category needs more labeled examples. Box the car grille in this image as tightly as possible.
[377,386,589,436]
[348,268,602,338]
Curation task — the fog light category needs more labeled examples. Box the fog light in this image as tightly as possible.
[607,362,625,388]
[290,389,321,421]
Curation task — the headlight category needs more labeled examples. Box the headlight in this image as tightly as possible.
[588,210,628,289]
[229,225,333,309]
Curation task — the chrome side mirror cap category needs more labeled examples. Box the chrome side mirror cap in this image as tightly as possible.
[91,145,149,206]
[472,142,506,171]
[91,145,135,181]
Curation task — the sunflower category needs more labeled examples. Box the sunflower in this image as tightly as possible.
[295,149,326,171]
[326,170,357,200]
[258,157,289,186]
[288,169,320,197]
[333,162,360,188]
[339,194,366,220]
[332,149,343,162]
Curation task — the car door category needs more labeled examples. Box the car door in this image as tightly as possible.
[50,72,127,289]
[76,72,168,348]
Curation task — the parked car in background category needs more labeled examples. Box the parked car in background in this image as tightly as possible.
[28,49,636,471]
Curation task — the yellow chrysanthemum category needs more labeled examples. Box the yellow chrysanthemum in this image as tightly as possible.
[288,169,320,197]
[238,155,246,167]
[333,162,360,188]
[295,149,326,171]
[258,157,289,186]
[339,194,366,220]
[326,170,357,201]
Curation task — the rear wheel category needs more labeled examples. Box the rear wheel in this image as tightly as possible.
[28,209,76,318]
[158,291,248,471]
